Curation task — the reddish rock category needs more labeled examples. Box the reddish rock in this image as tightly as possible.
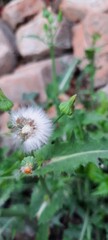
[0,55,74,104]
[2,0,44,29]
[60,0,108,22]
[72,13,108,87]
[16,13,48,57]
[0,20,17,76]
[16,11,72,58]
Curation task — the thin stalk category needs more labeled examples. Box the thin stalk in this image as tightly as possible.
[40,176,52,199]
[77,178,82,201]
[79,209,89,240]
[74,112,84,140]
[50,45,58,94]
[54,113,64,124]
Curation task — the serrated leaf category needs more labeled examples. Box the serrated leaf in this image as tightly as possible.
[36,140,108,175]
[86,163,104,183]
[93,181,108,196]
[0,89,13,111]
[83,112,106,125]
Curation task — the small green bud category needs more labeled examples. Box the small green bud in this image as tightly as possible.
[20,156,35,174]
[92,33,101,45]
[0,88,13,112]
[48,15,54,24]
[43,8,50,19]
[59,94,77,116]
[57,10,63,22]
[43,23,49,32]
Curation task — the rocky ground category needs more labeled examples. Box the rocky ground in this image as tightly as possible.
[0,0,108,138]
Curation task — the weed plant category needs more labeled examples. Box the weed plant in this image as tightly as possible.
[0,8,108,240]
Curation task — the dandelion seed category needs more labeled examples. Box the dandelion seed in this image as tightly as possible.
[9,106,53,153]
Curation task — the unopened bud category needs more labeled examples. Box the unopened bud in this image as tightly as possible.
[59,94,77,116]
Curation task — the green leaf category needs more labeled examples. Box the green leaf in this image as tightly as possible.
[0,184,14,207]
[85,49,95,60]
[43,8,50,19]
[21,156,35,167]
[38,190,64,224]
[86,163,104,183]
[84,64,95,76]
[83,112,106,125]
[30,186,46,217]
[93,181,108,196]
[36,223,49,240]
[59,59,78,92]
[43,23,49,32]
[0,89,13,111]
[36,140,108,175]
[92,33,101,44]
[48,15,54,24]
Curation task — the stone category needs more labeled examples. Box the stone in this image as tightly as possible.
[55,20,72,49]
[72,13,108,87]
[16,12,72,58]
[2,0,44,29]
[0,55,74,104]
[16,13,48,57]
[0,20,17,76]
[60,0,108,22]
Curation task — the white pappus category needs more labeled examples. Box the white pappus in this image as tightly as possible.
[9,106,53,153]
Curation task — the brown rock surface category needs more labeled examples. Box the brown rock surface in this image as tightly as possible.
[16,12,72,57]
[72,13,108,87]
[2,0,44,29]
[0,20,17,76]
[0,55,74,104]
[60,0,108,22]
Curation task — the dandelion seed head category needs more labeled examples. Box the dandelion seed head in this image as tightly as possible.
[9,106,53,153]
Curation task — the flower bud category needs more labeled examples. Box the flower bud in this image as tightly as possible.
[20,156,34,174]
[59,94,77,116]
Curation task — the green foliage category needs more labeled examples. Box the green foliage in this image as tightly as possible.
[59,59,78,92]
[1,11,108,240]
[0,88,13,111]
[36,223,49,240]
[36,140,108,176]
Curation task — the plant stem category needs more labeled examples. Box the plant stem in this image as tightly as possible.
[54,113,64,124]
[50,45,58,95]
[79,209,89,240]
[77,178,82,200]
[40,176,52,199]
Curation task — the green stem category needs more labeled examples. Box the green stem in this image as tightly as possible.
[49,44,60,114]
[54,113,64,124]
[79,209,89,240]
[50,45,58,95]
[74,112,84,140]
[77,178,82,200]
[40,176,52,199]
